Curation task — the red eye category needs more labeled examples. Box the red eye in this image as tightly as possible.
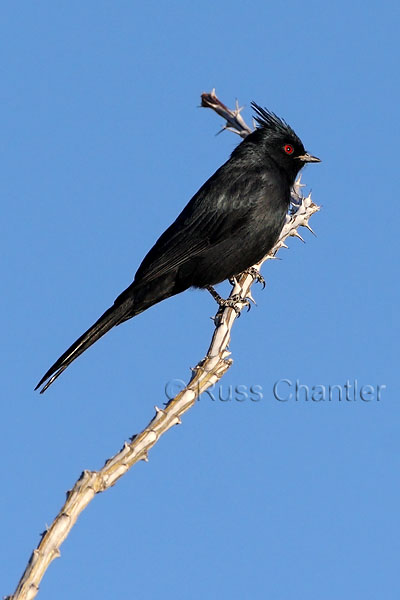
[284,144,294,155]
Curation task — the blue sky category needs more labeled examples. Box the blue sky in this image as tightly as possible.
[1,1,398,598]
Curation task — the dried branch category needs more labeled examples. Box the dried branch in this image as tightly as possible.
[7,91,320,600]
[201,89,253,137]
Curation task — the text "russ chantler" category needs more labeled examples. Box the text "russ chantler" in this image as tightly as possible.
[273,379,386,402]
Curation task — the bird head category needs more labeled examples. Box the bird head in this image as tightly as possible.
[250,102,320,183]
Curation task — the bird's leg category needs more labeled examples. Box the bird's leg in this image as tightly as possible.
[206,285,250,316]
[206,285,225,305]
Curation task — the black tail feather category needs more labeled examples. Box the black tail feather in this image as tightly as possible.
[35,297,135,393]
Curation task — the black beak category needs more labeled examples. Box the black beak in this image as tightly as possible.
[297,152,321,163]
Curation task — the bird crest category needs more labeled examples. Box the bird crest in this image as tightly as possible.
[251,102,300,143]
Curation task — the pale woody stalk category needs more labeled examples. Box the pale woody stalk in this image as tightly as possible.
[7,91,320,600]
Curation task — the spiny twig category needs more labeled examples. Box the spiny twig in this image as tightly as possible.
[6,91,320,600]
[201,89,252,138]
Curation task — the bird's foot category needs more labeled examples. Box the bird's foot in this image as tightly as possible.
[207,286,251,316]
[242,267,266,288]
[229,268,265,288]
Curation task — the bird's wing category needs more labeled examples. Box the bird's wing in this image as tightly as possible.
[134,166,262,284]
[133,208,220,284]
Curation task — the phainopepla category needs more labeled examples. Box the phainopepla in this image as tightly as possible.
[36,103,320,393]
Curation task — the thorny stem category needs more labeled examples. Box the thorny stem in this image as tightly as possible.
[6,91,320,600]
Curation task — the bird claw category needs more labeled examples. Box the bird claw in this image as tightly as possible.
[207,286,250,317]
[241,267,266,288]
[217,294,251,316]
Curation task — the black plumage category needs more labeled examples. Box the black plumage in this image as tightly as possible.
[36,103,320,393]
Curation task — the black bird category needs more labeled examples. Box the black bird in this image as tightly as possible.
[36,103,320,393]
